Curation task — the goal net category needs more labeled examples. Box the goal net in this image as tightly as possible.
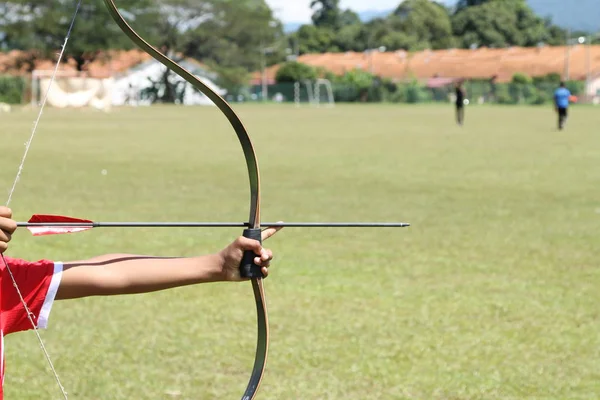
[294,79,335,107]
[314,79,335,107]
[31,70,114,111]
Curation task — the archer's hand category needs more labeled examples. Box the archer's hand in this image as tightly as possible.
[218,225,282,282]
[0,207,17,254]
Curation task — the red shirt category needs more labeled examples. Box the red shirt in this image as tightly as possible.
[0,257,62,398]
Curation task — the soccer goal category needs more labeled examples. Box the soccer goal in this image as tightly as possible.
[294,79,335,108]
[293,80,314,106]
[313,79,335,108]
[31,70,114,111]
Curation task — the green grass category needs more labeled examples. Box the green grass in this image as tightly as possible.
[1,104,600,399]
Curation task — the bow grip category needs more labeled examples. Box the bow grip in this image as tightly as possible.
[240,228,264,279]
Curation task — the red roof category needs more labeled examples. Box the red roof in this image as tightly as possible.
[0,49,208,78]
[251,45,600,84]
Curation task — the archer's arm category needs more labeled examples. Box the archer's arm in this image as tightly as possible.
[57,228,280,300]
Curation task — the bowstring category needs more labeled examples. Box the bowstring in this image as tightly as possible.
[2,1,84,398]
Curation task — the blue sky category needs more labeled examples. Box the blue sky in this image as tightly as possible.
[265,0,405,23]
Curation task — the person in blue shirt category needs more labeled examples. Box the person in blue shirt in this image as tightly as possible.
[554,82,571,130]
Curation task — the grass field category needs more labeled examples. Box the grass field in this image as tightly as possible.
[1,103,600,399]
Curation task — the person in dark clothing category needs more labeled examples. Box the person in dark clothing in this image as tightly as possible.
[455,81,466,126]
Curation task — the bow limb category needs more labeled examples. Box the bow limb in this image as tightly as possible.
[102,2,267,399]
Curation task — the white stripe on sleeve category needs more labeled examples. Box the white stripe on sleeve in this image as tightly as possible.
[37,262,63,329]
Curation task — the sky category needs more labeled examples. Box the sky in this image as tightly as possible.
[265,0,404,23]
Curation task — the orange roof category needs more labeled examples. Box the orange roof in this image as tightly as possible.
[252,45,600,84]
[0,49,207,78]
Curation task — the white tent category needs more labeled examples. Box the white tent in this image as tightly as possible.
[111,60,225,107]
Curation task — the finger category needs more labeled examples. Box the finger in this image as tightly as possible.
[261,266,269,277]
[261,222,283,241]
[0,207,12,219]
[254,254,271,264]
[260,249,272,262]
[0,217,17,235]
[0,242,6,254]
[0,230,11,244]
[238,236,263,254]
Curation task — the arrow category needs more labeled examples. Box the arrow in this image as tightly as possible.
[17,215,410,236]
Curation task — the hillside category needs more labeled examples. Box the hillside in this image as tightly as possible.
[284,1,600,34]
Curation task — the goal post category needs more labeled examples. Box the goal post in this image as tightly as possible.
[294,80,314,107]
[314,78,335,108]
[294,79,335,108]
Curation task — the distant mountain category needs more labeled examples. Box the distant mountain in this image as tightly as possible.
[527,0,599,32]
[283,1,600,34]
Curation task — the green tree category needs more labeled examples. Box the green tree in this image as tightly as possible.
[455,0,490,11]
[512,72,532,84]
[311,0,342,30]
[544,19,567,46]
[339,9,361,27]
[390,0,455,50]
[362,18,399,50]
[452,0,552,48]
[275,61,317,83]
[334,23,367,52]
[182,0,284,93]
[0,0,152,71]
[292,24,337,54]
[334,69,377,102]
[184,0,282,71]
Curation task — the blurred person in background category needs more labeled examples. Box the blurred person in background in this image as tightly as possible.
[455,81,466,126]
[554,82,571,130]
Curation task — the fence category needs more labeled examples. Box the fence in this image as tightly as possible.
[1,74,595,106]
[249,80,594,105]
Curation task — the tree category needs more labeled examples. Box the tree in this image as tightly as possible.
[390,0,455,50]
[292,24,337,54]
[310,0,342,30]
[339,9,361,27]
[455,0,491,11]
[0,0,153,71]
[452,0,553,48]
[362,18,395,50]
[544,18,567,46]
[182,0,284,94]
[334,23,367,52]
[275,61,317,83]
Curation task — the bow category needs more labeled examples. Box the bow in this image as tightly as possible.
[3,3,410,398]
[102,2,269,399]
[2,1,269,398]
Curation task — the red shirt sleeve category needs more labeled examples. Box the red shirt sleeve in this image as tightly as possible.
[0,256,62,335]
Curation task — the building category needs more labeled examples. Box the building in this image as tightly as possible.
[253,45,600,97]
[1,50,223,107]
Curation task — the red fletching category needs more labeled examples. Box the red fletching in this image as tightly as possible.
[26,214,93,236]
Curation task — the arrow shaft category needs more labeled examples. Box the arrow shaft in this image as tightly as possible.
[18,221,410,228]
